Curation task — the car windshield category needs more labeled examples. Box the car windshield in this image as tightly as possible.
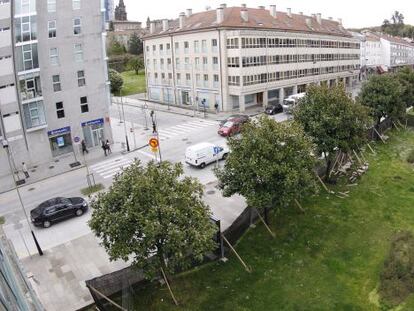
[283,99,295,106]
[223,121,234,128]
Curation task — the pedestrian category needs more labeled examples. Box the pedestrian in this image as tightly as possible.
[81,140,89,154]
[214,102,219,114]
[105,139,112,154]
[101,140,107,156]
[22,162,29,178]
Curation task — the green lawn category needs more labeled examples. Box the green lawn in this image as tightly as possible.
[114,129,414,311]
[120,71,146,96]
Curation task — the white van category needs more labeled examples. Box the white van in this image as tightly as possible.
[282,93,306,114]
[185,142,229,168]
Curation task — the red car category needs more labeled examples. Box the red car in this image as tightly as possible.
[218,120,242,137]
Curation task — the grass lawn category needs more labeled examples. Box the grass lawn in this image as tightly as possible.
[113,128,414,311]
[120,71,146,96]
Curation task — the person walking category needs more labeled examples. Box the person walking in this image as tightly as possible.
[214,102,219,114]
[101,140,107,156]
[105,139,112,154]
[22,162,29,178]
[81,140,89,154]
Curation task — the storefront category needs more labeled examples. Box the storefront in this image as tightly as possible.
[82,118,105,148]
[48,126,73,157]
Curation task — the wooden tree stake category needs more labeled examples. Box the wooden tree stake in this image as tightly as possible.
[222,235,252,273]
[87,285,128,311]
[367,143,376,154]
[160,267,179,306]
[373,128,386,143]
[294,199,305,213]
[315,173,330,193]
[352,149,363,165]
[392,121,400,131]
[329,152,341,177]
[255,209,275,238]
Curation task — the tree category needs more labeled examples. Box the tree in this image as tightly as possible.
[89,161,217,302]
[108,38,126,56]
[128,32,143,55]
[128,56,144,75]
[108,69,123,95]
[294,84,372,181]
[358,74,405,127]
[396,66,414,108]
[382,11,405,36]
[215,117,318,223]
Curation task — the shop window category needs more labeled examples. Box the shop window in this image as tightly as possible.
[80,96,88,113]
[56,102,64,119]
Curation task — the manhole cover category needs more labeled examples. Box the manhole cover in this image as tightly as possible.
[207,190,215,195]
[182,138,188,141]
[30,169,36,173]
[33,165,38,169]
[49,166,55,169]
[28,187,35,191]
[54,159,59,163]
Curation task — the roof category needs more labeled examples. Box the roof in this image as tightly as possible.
[144,6,352,39]
[377,32,414,46]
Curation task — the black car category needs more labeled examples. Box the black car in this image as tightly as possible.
[219,114,249,126]
[30,197,88,228]
[265,104,283,115]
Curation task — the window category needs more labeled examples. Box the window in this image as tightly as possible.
[23,101,46,128]
[48,20,56,38]
[52,75,61,92]
[194,40,199,53]
[80,96,88,113]
[212,39,218,51]
[47,0,56,12]
[201,40,207,52]
[72,0,80,10]
[77,70,85,87]
[166,43,170,50]
[212,57,218,69]
[56,102,64,119]
[74,43,83,62]
[49,48,59,65]
[213,74,219,87]
[184,41,189,53]
[73,18,81,35]
[15,15,37,43]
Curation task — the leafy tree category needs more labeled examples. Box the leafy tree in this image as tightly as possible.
[89,161,216,294]
[128,32,143,55]
[215,117,318,223]
[396,66,414,108]
[358,74,405,127]
[382,11,405,36]
[128,56,144,75]
[294,84,372,180]
[108,38,126,56]
[108,69,123,95]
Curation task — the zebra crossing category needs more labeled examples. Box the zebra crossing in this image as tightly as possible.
[89,156,134,179]
[157,119,218,141]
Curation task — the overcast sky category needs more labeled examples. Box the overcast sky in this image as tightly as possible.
[123,0,414,29]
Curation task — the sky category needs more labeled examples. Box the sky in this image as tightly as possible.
[122,0,414,29]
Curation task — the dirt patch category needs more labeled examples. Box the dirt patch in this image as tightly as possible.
[379,231,414,307]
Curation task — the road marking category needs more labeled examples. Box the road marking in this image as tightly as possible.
[89,156,124,169]
[137,150,156,159]
[93,160,133,174]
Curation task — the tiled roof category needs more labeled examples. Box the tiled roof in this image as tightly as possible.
[144,7,352,39]
[376,32,414,46]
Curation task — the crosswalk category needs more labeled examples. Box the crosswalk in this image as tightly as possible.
[157,120,218,141]
[89,156,133,179]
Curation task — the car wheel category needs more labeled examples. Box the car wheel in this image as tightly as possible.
[75,209,83,216]
[200,163,206,169]
[222,153,228,160]
[43,220,51,228]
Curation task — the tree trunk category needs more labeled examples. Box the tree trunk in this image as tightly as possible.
[264,207,269,225]
[325,154,332,183]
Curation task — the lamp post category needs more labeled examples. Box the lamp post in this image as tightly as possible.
[2,140,43,256]
[119,89,130,152]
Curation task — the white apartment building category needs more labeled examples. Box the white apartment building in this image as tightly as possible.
[0,0,112,177]
[143,5,361,113]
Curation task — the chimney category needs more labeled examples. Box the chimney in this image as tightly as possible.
[338,18,343,25]
[306,18,312,28]
[150,22,155,34]
[316,13,322,25]
[299,12,303,15]
[186,9,192,17]
[216,7,224,23]
[258,6,265,9]
[162,19,169,31]
[179,12,185,28]
[269,5,276,18]
[220,3,227,8]
[328,17,333,20]
[241,4,246,8]
[311,14,316,19]
[287,8,292,18]
[241,8,248,22]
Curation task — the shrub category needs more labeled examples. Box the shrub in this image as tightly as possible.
[407,150,414,164]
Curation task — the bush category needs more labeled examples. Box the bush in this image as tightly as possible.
[407,150,414,164]
[108,69,124,95]
[379,231,414,307]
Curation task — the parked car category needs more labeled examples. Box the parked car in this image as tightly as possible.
[265,103,283,115]
[218,120,243,137]
[30,197,88,228]
[219,114,249,126]
[282,93,306,114]
[185,142,229,168]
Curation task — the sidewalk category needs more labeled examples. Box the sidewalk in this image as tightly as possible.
[119,94,265,121]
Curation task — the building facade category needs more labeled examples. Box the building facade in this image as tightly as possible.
[107,20,146,48]
[104,0,114,23]
[143,5,361,112]
[114,0,126,21]
[0,0,112,177]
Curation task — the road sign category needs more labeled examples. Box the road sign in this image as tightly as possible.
[149,138,159,149]
[73,136,81,144]
[213,146,221,155]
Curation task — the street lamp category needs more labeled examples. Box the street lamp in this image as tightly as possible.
[2,140,43,256]
[119,88,130,152]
